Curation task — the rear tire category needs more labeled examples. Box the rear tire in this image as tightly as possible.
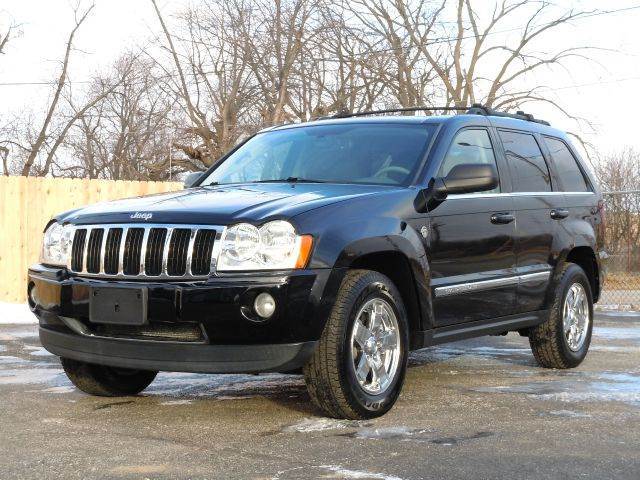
[61,358,157,396]
[529,263,593,369]
[303,270,409,419]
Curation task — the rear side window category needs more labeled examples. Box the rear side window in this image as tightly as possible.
[544,137,590,192]
[499,130,551,192]
[439,129,500,193]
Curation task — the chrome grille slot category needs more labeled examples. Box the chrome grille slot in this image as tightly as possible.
[167,229,191,276]
[144,228,167,276]
[192,229,216,275]
[68,223,222,280]
[86,229,104,274]
[103,228,123,274]
[71,229,87,271]
[123,228,144,275]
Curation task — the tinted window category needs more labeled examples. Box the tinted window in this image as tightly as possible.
[545,137,590,192]
[499,130,551,192]
[439,129,500,193]
[202,124,436,186]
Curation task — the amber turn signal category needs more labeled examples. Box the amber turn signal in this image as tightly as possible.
[295,235,314,269]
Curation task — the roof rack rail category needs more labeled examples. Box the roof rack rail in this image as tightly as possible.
[466,103,550,126]
[323,106,468,120]
[315,103,550,126]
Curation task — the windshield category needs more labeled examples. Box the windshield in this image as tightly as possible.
[201,123,436,186]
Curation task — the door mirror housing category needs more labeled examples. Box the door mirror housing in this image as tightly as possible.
[414,164,499,213]
[183,172,203,189]
[439,163,499,195]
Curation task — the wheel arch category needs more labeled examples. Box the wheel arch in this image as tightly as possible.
[343,248,432,349]
[565,246,600,302]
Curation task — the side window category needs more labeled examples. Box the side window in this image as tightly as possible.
[544,137,590,192]
[439,129,500,193]
[499,130,551,192]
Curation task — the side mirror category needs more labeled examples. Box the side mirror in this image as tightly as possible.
[183,172,203,189]
[439,163,499,195]
[414,164,498,213]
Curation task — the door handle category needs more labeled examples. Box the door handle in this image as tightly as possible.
[491,212,515,224]
[550,208,569,220]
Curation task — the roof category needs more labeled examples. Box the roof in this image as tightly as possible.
[264,113,568,139]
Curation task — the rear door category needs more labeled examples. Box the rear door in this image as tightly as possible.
[427,127,517,326]
[542,135,600,270]
[497,129,560,313]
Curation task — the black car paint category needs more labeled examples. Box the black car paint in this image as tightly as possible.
[29,113,604,373]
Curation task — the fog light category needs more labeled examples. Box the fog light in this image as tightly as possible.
[254,292,276,319]
[27,282,37,311]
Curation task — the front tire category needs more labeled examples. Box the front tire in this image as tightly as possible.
[529,263,594,369]
[303,270,409,419]
[61,358,157,396]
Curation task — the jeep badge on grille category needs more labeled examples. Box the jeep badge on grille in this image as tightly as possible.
[130,212,153,221]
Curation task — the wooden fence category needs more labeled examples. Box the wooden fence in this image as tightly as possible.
[0,176,181,303]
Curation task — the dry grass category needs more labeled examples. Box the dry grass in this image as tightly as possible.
[604,273,640,291]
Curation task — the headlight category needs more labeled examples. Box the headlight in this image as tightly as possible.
[217,220,313,271]
[41,222,73,267]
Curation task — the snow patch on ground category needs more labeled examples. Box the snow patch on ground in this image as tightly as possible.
[474,371,640,407]
[26,347,52,357]
[319,465,404,480]
[596,305,640,314]
[38,385,76,394]
[146,371,304,399]
[282,417,368,433]
[271,465,405,480]
[0,303,37,324]
[159,399,193,406]
[543,410,592,418]
[593,327,640,341]
[0,367,66,386]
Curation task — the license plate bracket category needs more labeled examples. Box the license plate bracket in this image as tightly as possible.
[89,287,148,326]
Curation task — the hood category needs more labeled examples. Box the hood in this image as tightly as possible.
[61,182,401,225]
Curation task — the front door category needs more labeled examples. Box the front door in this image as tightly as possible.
[425,128,517,326]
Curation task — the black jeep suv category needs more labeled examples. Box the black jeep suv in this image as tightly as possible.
[29,105,605,419]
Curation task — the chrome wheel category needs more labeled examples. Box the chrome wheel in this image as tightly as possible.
[350,298,401,395]
[563,283,590,351]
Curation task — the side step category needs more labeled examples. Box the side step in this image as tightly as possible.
[417,310,547,348]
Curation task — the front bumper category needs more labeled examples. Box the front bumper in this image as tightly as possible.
[29,265,342,373]
[39,327,317,373]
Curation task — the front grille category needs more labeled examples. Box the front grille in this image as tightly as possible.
[123,228,144,275]
[68,223,219,279]
[144,228,167,276]
[167,229,191,276]
[103,228,123,274]
[86,229,104,273]
[71,229,87,271]
[91,322,206,343]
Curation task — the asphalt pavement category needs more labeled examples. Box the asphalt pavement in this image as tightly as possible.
[1,311,639,480]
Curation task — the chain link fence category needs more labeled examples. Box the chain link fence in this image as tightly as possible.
[600,191,640,311]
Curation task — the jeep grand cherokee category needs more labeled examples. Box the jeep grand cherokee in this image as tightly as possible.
[28,105,605,419]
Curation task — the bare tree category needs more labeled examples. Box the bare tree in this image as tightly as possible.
[151,0,221,167]
[3,0,603,179]
[61,55,182,180]
[596,149,640,270]
[346,0,592,112]
[20,4,94,175]
[0,23,13,55]
[346,0,443,109]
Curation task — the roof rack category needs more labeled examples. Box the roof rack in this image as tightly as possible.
[326,106,468,120]
[466,103,550,126]
[320,103,550,126]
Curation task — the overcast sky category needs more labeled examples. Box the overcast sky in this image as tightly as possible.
[1,0,639,160]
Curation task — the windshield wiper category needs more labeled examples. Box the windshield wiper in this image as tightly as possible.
[252,177,327,184]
